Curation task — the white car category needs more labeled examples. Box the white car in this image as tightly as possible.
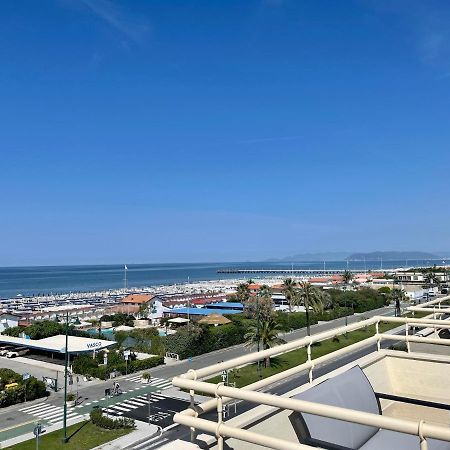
[0,346,14,356]
[6,347,29,358]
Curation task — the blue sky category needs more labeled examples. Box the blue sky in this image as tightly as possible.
[1,0,450,265]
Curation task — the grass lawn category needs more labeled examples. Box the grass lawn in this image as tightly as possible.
[206,311,432,388]
[4,421,132,450]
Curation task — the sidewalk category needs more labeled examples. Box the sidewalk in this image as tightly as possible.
[92,420,160,450]
[0,413,88,449]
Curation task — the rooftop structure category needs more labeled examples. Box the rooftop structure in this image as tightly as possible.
[198,314,232,326]
[0,334,115,353]
[164,307,242,317]
[170,295,450,449]
[121,293,155,305]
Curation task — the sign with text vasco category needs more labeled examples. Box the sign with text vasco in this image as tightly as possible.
[86,341,102,349]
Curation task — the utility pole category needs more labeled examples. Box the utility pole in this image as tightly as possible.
[63,311,69,444]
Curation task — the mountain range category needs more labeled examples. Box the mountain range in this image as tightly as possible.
[269,251,443,262]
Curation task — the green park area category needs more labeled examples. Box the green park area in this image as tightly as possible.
[3,421,132,450]
[207,310,431,388]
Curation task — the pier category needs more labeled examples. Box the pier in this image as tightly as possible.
[217,268,381,275]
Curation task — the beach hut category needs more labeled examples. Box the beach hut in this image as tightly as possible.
[198,313,232,326]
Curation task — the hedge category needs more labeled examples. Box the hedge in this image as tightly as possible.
[72,354,164,380]
[327,288,387,313]
[90,408,135,429]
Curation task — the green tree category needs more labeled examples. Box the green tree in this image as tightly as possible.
[282,278,297,312]
[295,282,324,336]
[244,317,285,367]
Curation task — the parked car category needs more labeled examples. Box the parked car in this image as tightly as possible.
[0,346,14,356]
[6,347,29,358]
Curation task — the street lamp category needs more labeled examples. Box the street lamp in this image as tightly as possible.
[256,295,261,377]
[63,310,69,444]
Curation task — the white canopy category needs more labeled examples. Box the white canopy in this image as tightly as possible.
[0,334,115,353]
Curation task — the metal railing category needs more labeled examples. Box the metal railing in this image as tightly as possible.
[172,306,450,450]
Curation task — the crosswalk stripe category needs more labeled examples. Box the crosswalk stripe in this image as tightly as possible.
[151,379,171,385]
[21,404,56,414]
[34,407,62,416]
[120,402,139,409]
[38,409,64,420]
[109,405,132,412]
[19,402,47,412]
[123,400,146,407]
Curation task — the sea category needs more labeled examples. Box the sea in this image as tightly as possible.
[0,259,445,299]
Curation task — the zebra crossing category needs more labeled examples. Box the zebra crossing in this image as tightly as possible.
[18,402,85,425]
[125,376,172,390]
[102,392,167,416]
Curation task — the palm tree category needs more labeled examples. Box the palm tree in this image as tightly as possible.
[244,317,285,367]
[256,285,274,321]
[282,278,297,312]
[342,270,353,285]
[236,282,252,316]
[236,282,251,303]
[424,271,440,288]
[296,282,324,336]
[389,288,406,316]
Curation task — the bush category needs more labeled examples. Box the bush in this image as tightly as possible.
[72,354,164,380]
[316,307,353,321]
[327,288,385,313]
[275,312,314,331]
[0,369,47,408]
[124,327,164,355]
[90,408,135,429]
[100,314,135,327]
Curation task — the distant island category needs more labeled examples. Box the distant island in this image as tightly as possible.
[346,251,441,261]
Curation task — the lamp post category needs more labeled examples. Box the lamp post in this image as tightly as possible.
[63,310,69,444]
[256,294,261,377]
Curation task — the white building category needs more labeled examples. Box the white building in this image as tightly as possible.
[0,313,20,333]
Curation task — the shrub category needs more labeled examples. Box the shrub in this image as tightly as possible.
[90,408,135,429]
[2,326,24,337]
[327,288,385,313]
[0,369,47,408]
[72,354,164,380]
[129,356,164,372]
[99,314,135,327]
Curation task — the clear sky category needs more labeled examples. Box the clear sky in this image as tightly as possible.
[1,0,450,266]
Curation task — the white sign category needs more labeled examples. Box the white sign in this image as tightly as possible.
[124,350,131,357]
[22,373,31,381]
